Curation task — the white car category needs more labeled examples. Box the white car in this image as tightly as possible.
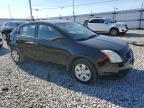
[83,18,128,36]
[0,34,3,47]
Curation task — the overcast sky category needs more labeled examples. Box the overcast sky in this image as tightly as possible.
[0,0,143,19]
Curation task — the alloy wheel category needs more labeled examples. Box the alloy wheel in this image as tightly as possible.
[111,29,118,36]
[75,64,91,82]
[11,49,20,63]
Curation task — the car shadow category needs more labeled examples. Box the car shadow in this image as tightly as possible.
[97,33,144,38]
[18,60,144,108]
[125,33,144,38]
[0,47,9,56]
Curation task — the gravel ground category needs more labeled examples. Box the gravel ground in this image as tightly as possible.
[0,30,144,108]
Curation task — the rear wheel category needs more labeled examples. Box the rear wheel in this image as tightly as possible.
[110,28,119,36]
[11,48,25,64]
[0,44,3,47]
[72,59,97,84]
[2,33,7,40]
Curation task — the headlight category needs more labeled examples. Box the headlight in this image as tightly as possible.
[116,24,121,27]
[101,50,122,63]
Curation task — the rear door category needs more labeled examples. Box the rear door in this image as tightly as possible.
[88,19,108,32]
[88,19,99,31]
[17,23,39,59]
[97,19,109,32]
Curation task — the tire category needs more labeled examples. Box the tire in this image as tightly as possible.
[11,48,25,64]
[2,33,7,40]
[0,44,3,48]
[71,59,97,84]
[110,28,119,36]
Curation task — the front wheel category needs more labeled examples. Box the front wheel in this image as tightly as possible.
[110,28,119,36]
[11,48,25,64]
[72,59,97,84]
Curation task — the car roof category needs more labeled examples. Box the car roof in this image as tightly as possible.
[26,20,73,25]
[88,17,106,20]
[5,21,25,23]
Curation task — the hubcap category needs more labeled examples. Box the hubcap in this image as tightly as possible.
[12,50,20,62]
[75,64,91,82]
[111,30,117,35]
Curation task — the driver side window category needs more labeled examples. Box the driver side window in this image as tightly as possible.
[38,24,62,41]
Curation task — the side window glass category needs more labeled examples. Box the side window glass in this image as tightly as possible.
[5,22,11,27]
[11,22,18,28]
[98,19,105,23]
[20,25,36,37]
[89,19,98,23]
[38,24,62,41]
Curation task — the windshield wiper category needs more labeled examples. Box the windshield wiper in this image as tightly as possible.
[76,35,97,41]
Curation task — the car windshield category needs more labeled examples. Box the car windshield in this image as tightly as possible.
[105,19,115,23]
[56,23,97,41]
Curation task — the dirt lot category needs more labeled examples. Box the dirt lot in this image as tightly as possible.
[0,30,144,108]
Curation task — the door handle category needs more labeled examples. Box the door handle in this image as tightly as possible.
[25,42,39,46]
[25,42,34,44]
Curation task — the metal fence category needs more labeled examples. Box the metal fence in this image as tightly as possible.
[0,9,143,29]
[50,9,144,29]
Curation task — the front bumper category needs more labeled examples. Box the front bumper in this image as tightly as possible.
[96,49,134,76]
[119,26,128,33]
[97,60,134,76]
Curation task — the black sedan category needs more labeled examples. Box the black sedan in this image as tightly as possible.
[9,20,134,83]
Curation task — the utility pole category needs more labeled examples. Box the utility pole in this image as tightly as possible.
[8,4,12,19]
[28,0,34,20]
[72,0,75,22]
[139,1,143,29]
[113,7,118,21]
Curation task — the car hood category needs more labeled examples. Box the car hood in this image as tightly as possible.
[114,22,127,26]
[116,22,125,24]
[78,35,128,53]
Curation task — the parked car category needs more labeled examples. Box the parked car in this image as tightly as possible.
[83,17,128,36]
[10,20,134,83]
[0,34,3,47]
[0,21,25,41]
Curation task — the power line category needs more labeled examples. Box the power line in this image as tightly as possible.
[33,0,118,10]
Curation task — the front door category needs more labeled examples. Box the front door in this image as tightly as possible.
[36,23,70,65]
